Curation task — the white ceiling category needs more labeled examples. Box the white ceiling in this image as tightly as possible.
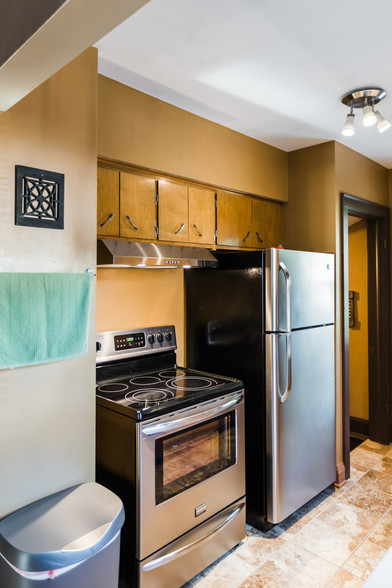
[95,0,392,169]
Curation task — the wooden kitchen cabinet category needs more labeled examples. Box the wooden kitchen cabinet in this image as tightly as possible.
[97,167,119,236]
[120,171,157,240]
[97,160,284,250]
[158,180,189,242]
[216,191,252,247]
[188,186,216,246]
[252,199,283,248]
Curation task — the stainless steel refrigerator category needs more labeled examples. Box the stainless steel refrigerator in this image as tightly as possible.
[185,248,335,526]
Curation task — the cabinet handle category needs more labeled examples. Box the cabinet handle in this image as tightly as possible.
[155,224,158,239]
[256,232,263,243]
[242,231,251,242]
[193,224,203,237]
[126,215,138,231]
[100,213,114,228]
[175,223,185,235]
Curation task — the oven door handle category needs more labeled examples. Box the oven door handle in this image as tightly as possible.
[141,394,243,437]
[142,500,245,572]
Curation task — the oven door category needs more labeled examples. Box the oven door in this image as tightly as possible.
[137,391,245,560]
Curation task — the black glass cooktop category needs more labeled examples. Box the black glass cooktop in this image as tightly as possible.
[96,363,242,419]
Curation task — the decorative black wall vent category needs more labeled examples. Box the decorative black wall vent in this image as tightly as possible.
[15,165,64,229]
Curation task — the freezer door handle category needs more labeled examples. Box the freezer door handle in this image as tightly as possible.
[278,333,292,404]
[279,261,291,332]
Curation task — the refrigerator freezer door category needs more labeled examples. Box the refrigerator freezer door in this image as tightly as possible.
[265,249,335,331]
[266,325,335,524]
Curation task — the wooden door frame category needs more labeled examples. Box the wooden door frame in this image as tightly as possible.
[341,193,391,480]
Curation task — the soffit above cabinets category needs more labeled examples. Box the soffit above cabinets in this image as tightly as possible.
[0,0,150,112]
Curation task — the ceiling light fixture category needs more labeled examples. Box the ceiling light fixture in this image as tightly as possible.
[341,87,390,136]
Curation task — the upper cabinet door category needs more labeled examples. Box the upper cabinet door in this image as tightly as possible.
[120,172,157,240]
[158,180,189,242]
[216,192,252,247]
[97,167,119,236]
[252,199,283,248]
[188,186,216,246]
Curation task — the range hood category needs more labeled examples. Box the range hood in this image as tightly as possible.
[97,239,218,268]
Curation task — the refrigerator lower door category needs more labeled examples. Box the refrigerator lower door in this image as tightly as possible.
[266,325,335,524]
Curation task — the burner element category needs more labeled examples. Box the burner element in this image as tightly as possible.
[125,388,175,408]
[130,375,163,386]
[168,376,217,391]
[159,369,186,379]
[98,382,129,394]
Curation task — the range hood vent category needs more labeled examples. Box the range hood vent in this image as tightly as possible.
[97,240,218,269]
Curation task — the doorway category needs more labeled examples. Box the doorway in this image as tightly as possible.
[347,216,369,450]
[341,193,391,480]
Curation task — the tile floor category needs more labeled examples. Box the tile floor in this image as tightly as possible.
[185,439,392,587]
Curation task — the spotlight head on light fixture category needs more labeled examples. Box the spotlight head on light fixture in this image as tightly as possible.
[362,103,377,126]
[341,87,390,136]
[375,110,391,133]
[342,111,355,136]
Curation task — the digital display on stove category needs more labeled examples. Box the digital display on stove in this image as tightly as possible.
[114,332,145,350]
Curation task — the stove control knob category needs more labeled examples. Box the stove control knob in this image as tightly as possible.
[165,332,172,341]
[148,334,155,344]
[96,341,102,352]
[157,333,164,343]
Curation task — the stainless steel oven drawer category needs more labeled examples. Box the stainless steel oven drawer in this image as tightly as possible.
[138,497,245,588]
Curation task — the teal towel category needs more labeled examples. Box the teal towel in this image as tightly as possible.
[0,273,92,369]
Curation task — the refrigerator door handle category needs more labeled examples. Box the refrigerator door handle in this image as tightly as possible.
[279,261,291,332]
[278,333,292,404]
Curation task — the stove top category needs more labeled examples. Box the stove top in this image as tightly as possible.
[96,365,242,419]
[95,325,243,419]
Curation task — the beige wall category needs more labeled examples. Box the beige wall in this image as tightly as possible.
[98,75,288,201]
[97,268,185,366]
[0,48,97,517]
[348,220,369,420]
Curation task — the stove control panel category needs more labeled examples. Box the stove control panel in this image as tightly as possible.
[114,332,145,350]
[96,325,177,364]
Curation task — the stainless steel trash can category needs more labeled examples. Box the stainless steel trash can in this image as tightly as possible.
[0,482,124,587]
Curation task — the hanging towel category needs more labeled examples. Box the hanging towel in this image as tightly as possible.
[0,273,92,369]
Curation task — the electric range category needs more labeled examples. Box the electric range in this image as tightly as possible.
[95,325,246,588]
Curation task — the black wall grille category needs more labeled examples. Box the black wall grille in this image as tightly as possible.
[15,165,64,229]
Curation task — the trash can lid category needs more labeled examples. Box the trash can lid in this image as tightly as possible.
[0,482,124,572]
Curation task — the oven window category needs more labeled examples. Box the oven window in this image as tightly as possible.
[155,411,236,504]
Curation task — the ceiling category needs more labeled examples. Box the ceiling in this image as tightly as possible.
[95,0,392,169]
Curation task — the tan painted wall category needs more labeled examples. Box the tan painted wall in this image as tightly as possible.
[96,268,185,366]
[98,75,288,201]
[335,143,389,207]
[0,48,97,517]
[284,142,336,252]
[348,220,369,420]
